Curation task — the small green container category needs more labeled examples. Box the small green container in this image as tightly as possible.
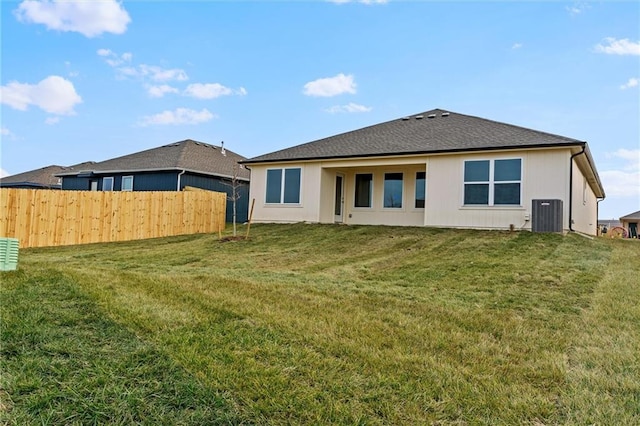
[0,238,19,271]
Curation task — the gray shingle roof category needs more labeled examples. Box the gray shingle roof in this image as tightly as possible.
[620,210,640,220]
[0,165,68,188]
[57,139,250,180]
[0,162,98,188]
[242,108,586,164]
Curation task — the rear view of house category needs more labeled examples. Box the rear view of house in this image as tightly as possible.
[242,109,605,236]
[57,140,250,223]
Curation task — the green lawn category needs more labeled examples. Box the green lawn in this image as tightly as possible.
[1,224,638,425]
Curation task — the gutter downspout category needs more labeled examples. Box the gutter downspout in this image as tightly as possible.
[177,169,186,191]
[596,197,605,236]
[569,146,586,232]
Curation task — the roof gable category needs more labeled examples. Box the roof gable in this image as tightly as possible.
[243,108,585,164]
[1,165,67,188]
[620,210,640,220]
[58,139,250,180]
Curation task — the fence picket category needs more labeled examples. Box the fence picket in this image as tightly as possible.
[0,189,226,248]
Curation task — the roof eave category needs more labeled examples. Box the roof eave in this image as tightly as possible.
[240,142,587,165]
[56,167,250,181]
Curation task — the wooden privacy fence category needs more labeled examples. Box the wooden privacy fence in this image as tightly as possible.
[0,188,226,248]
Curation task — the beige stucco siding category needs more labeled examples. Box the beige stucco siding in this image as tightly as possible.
[425,148,571,231]
[339,165,426,226]
[571,160,598,235]
[246,147,601,234]
[249,158,428,225]
[249,162,323,223]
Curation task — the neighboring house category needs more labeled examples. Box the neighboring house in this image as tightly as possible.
[597,219,622,236]
[57,139,250,223]
[620,210,640,238]
[0,162,95,189]
[241,108,605,236]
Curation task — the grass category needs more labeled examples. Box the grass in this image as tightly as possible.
[1,224,638,424]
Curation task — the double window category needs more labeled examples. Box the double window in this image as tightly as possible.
[464,159,521,205]
[266,168,301,204]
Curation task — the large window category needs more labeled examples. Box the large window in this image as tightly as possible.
[266,168,301,204]
[102,177,114,191]
[354,173,373,208]
[122,176,134,191]
[415,171,426,208]
[384,173,403,208]
[464,159,521,205]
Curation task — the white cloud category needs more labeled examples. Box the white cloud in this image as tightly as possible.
[512,43,523,50]
[0,75,82,115]
[97,49,133,68]
[15,0,131,38]
[1,127,14,139]
[137,108,216,126]
[566,2,590,16]
[602,149,640,198]
[116,64,188,82]
[303,73,357,97]
[0,168,9,178]
[183,83,247,99]
[98,50,187,82]
[620,77,639,90]
[140,65,188,82]
[607,149,640,168]
[595,38,640,56]
[147,84,179,98]
[325,103,372,113]
[184,83,233,99]
[45,116,60,125]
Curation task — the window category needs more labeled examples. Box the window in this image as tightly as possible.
[122,176,134,191]
[384,173,403,208]
[265,168,301,204]
[102,177,114,191]
[354,174,373,208]
[415,171,426,208]
[463,159,521,205]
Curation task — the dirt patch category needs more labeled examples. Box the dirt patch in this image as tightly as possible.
[219,236,250,242]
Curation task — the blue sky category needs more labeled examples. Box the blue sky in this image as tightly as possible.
[1,0,638,219]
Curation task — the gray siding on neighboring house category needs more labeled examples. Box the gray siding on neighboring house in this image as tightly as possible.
[57,141,251,223]
[61,176,93,190]
[182,173,250,223]
[122,172,179,191]
[61,171,249,223]
[62,172,179,191]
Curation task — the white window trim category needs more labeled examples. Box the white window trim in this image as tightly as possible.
[102,177,114,191]
[122,175,134,191]
[462,158,522,206]
[265,167,302,205]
